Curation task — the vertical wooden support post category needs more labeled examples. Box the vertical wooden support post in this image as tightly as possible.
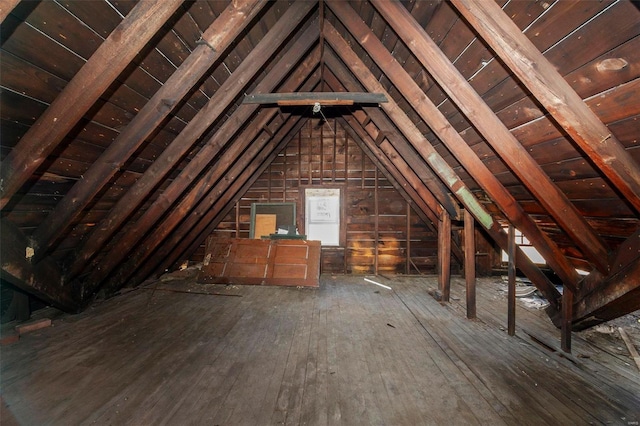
[344,134,349,274]
[507,224,516,336]
[464,209,476,319]
[438,210,451,302]
[374,167,379,275]
[235,202,240,239]
[406,202,411,274]
[561,287,573,353]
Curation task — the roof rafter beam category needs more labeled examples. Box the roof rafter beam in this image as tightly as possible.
[451,0,640,215]
[104,112,305,293]
[30,0,270,262]
[0,0,186,209]
[66,7,319,283]
[323,26,560,308]
[326,1,580,291]
[370,0,611,275]
[133,115,311,285]
[84,38,321,295]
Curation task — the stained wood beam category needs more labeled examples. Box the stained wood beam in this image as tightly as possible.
[572,230,640,329]
[81,43,321,295]
[0,220,81,312]
[103,112,303,293]
[66,10,319,281]
[507,225,516,336]
[324,29,561,309]
[0,0,186,209]
[325,3,582,291]
[243,92,387,105]
[0,0,21,22]
[370,0,610,274]
[30,0,274,263]
[464,209,476,319]
[129,115,310,288]
[438,209,452,302]
[451,0,640,215]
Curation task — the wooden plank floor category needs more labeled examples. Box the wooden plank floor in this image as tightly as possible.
[2,275,639,425]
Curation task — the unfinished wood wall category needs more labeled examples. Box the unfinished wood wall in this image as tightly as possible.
[192,118,440,275]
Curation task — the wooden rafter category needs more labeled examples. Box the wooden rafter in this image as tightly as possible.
[131,115,312,287]
[323,28,561,308]
[84,38,322,295]
[0,0,186,209]
[451,0,640,215]
[67,9,319,283]
[326,1,581,291]
[370,0,611,274]
[30,0,273,263]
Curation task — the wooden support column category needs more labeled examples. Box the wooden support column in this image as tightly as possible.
[0,0,186,209]
[451,0,640,215]
[464,209,476,319]
[407,202,411,275]
[438,209,452,302]
[561,288,573,353]
[508,225,517,336]
[369,0,610,274]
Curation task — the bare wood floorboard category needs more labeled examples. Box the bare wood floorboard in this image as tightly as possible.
[2,276,639,425]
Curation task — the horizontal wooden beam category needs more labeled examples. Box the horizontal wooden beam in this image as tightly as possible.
[243,92,387,105]
[0,0,186,209]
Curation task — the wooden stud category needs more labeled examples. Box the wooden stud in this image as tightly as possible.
[561,287,573,353]
[0,0,21,22]
[438,209,452,302]
[507,225,516,337]
[464,209,476,319]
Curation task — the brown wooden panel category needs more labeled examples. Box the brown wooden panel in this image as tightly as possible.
[198,237,320,287]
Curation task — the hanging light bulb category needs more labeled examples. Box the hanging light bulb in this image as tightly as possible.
[312,102,321,113]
